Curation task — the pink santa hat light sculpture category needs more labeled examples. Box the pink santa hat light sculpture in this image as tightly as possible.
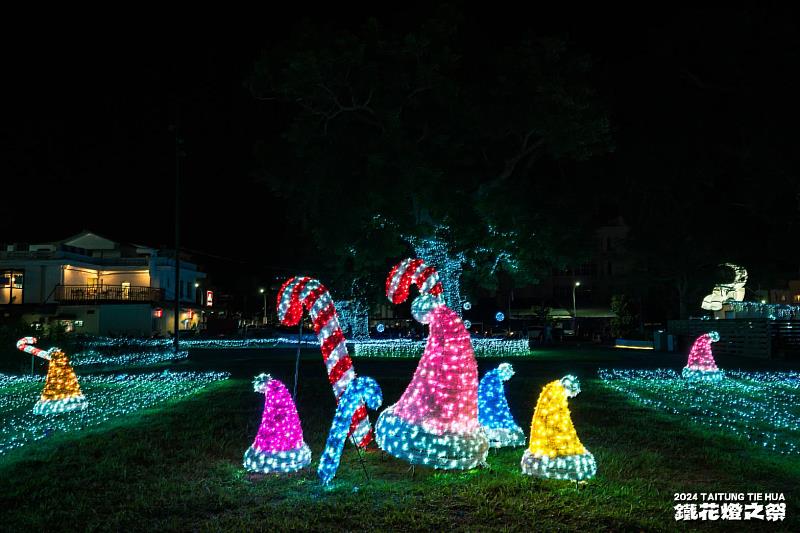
[682,331,724,382]
[375,258,489,469]
[243,373,311,473]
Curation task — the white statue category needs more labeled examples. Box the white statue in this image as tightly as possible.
[701,263,747,311]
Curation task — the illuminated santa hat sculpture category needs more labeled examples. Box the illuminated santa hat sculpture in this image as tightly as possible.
[243,373,311,474]
[521,375,596,481]
[375,258,489,470]
[682,331,724,382]
[478,363,526,448]
[17,337,87,415]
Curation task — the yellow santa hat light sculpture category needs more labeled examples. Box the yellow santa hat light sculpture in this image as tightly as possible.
[521,375,596,481]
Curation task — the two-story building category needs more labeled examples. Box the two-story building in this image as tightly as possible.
[0,231,206,336]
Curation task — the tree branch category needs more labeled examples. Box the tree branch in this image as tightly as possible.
[498,130,544,181]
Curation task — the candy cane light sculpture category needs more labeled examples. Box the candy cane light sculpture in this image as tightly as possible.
[277,277,373,448]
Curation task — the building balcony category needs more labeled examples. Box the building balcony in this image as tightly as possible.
[54,284,164,304]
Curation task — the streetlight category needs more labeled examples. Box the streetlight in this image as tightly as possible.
[260,288,266,325]
[572,281,581,333]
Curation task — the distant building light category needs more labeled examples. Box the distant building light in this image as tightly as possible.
[154,308,163,318]
[495,311,505,322]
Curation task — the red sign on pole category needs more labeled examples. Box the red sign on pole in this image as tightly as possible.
[206,290,214,307]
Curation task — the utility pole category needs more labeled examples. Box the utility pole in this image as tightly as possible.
[173,109,183,353]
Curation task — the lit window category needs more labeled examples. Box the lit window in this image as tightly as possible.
[0,270,24,304]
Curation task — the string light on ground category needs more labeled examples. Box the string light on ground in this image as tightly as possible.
[478,363,525,448]
[78,335,533,358]
[726,370,800,390]
[17,337,87,415]
[521,375,596,481]
[0,371,229,456]
[318,377,382,485]
[243,374,311,474]
[599,368,799,454]
[352,338,529,358]
[71,350,189,368]
[376,259,489,470]
[682,332,724,382]
[83,337,317,350]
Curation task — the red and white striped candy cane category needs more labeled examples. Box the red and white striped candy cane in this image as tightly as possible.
[385,258,444,304]
[277,276,373,448]
[16,337,53,361]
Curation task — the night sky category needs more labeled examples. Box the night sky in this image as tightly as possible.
[2,7,799,295]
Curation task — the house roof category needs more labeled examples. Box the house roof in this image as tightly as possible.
[49,230,156,254]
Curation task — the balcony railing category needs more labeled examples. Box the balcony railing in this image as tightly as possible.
[54,284,164,304]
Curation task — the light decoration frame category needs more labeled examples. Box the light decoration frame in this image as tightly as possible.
[243,374,311,474]
[682,331,724,382]
[701,263,748,311]
[17,337,87,415]
[376,258,489,470]
[599,368,799,454]
[277,276,373,448]
[478,363,526,448]
[0,370,229,456]
[318,376,382,485]
[521,375,597,481]
[726,301,800,320]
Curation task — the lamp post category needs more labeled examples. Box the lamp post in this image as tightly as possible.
[260,288,266,325]
[572,281,581,333]
[194,282,202,331]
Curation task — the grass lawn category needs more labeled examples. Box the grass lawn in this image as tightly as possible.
[0,346,797,531]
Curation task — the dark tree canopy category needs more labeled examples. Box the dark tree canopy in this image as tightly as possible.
[615,10,800,318]
[248,12,612,298]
